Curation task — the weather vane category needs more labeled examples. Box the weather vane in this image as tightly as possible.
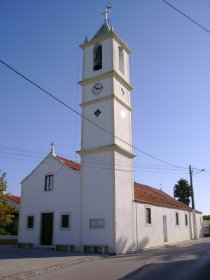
[102,5,111,22]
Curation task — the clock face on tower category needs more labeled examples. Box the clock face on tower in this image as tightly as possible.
[92,83,103,95]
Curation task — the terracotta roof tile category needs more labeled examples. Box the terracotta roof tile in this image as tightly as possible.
[9,195,21,204]
[55,155,197,212]
[56,156,80,170]
[134,182,192,212]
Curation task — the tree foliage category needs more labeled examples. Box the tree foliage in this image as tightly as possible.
[203,215,210,221]
[173,178,191,206]
[0,171,16,228]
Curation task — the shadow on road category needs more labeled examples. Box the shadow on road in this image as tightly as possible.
[120,258,210,280]
[0,245,104,260]
[119,239,210,280]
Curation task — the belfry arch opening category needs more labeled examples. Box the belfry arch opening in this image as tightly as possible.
[119,46,124,74]
[93,43,102,71]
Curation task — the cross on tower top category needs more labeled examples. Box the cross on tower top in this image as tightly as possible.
[102,5,111,22]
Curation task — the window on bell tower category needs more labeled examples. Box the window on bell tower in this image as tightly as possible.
[119,46,124,74]
[93,43,102,71]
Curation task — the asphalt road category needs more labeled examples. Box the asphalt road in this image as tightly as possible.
[1,238,210,280]
[121,241,210,280]
[32,238,210,280]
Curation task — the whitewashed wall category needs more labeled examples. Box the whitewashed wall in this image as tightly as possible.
[114,99,132,152]
[81,151,115,251]
[113,39,130,82]
[133,202,193,250]
[18,154,80,246]
[195,212,204,238]
[114,152,135,254]
[81,99,114,150]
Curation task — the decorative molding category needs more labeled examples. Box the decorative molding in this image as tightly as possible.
[79,70,133,92]
[80,95,131,111]
[76,144,136,159]
[80,32,132,54]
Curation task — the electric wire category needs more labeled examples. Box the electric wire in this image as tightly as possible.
[161,0,210,35]
[0,148,197,176]
[1,155,190,175]
[0,145,208,176]
[0,146,188,171]
[0,59,186,170]
[0,147,187,171]
[0,145,207,179]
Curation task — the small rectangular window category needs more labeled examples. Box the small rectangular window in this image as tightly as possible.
[61,214,70,229]
[27,216,34,229]
[176,213,179,225]
[45,175,53,191]
[185,214,188,226]
[146,208,151,224]
[90,218,105,229]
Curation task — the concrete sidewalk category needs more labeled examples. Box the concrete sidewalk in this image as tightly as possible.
[0,245,103,280]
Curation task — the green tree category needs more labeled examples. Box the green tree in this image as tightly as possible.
[203,215,210,221]
[0,172,16,230]
[173,178,191,206]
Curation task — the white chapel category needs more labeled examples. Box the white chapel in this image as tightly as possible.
[18,9,203,254]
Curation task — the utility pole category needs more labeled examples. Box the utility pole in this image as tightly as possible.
[189,165,205,209]
[189,165,205,240]
[189,165,195,209]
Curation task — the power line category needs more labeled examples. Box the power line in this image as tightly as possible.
[2,146,208,177]
[0,144,207,177]
[0,155,190,175]
[161,0,210,35]
[0,58,186,169]
[0,144,188,171]
[0,147,196,177]
[0,144,46,154]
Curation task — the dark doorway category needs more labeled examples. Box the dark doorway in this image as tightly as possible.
[41,213,53,245]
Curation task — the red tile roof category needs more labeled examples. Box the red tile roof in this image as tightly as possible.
[9,195,21,204]
[55,156,197,212]
[134,182,192,212]
[56,156,80,170]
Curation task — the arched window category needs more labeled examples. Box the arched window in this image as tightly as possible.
[119,46,124,74]
[93,43,102,71]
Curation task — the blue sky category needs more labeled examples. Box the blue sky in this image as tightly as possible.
[0,0,210,214]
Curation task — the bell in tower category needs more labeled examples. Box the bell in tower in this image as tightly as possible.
[93,43,102,71]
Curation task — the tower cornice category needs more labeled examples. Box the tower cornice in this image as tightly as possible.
[76,144,136,159]
[79,70,133,92]
[80,32,132,55]
[80,95,132,111]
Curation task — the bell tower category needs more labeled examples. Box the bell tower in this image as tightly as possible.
[77,7,135,254]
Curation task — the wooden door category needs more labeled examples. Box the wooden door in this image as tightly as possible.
[41,213,53,245]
